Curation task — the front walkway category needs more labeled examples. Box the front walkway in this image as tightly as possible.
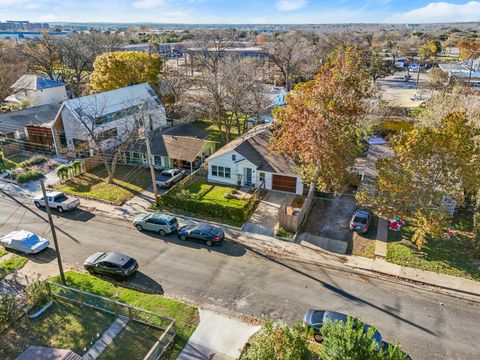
[83,315,129,360]
[177,309,260,360]
[242,192,294,236]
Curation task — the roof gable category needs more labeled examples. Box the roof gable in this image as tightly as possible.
[11,75,65,92]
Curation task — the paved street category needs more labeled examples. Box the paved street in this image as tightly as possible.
[1,192,479,360]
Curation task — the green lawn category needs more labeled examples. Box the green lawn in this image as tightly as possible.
[51,271,199,360]
[0,300,115,359]
[98,321,163,360]
[161,179,256,226]
[387,226,480,281]
[192,115,247,146]
[52,165,151,205]
[186,182,247,208]
[0,255,28,279]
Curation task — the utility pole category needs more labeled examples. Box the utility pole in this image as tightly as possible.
[142,107,159,203]
[40,180,66,285]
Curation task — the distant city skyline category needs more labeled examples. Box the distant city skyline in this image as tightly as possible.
[0,1,480,24]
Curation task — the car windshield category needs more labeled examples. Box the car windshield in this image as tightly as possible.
[353,216,367,224]
[168,218,177,225]
[311,311,325,324]
[123,258,135,268]
[160,171,173,178]
[53,194,68,203]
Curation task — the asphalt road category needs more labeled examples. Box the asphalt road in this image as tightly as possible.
[0,193,479,360]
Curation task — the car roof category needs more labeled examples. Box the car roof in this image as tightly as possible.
[162,169,178,174]
[151,213,176,221]
[102,252,133,265]
[46,191,64,197]
[323,311,348,323]
[192,224,216,232]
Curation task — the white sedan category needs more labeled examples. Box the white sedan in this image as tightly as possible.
[0,230,50,254]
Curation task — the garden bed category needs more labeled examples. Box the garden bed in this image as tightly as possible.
[1,153,57,183]
[52,165,151,205]
[0,254,28,279]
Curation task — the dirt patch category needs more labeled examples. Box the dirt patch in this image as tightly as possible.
[351,232,376,259]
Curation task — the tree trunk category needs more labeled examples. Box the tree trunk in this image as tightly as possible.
[235,112,241,135]
[104,159,114,184]
[307,162,321,199]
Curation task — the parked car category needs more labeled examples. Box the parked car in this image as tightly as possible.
[0,230,49,254]
[84,252,138,281]
[155,169,185,188]
[303,310,382,345]
[133,213,178,236]
[408,63,420,72]
[349,208,372,234]
[178,224,224,246]
[34,191,80,213]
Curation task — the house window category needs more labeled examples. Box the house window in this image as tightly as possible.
[259,172,265,184]
[232,154,236,161]
[211,165,231,178]
[98,128,118,141]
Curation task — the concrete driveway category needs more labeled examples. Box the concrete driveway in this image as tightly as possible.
[177,309,260,360]
[242,192,294,236]
[297,194,356,254]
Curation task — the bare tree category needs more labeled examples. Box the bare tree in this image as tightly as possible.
[71,98,146,183]
[0,42,28,103]
[20,34,60,80]
[158,68,192,121]
[265,31,318,90]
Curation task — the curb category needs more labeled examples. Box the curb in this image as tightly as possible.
[79,204,480,303]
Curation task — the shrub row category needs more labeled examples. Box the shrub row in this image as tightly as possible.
[11,169,44,183]
[160,193,251,224]
[19,155,47,168]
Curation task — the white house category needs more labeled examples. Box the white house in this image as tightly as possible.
[207,125,304,194]
[51,83,167,158]
[5,75,68,106]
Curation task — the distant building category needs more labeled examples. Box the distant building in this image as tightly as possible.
[0,31,66,41]
[438,61,480,90]
[4,75,68,107]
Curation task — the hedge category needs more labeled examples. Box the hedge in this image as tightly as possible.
[12,170,44,183]
[18,155,47,168]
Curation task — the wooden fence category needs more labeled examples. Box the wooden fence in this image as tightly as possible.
[279,196,313,233]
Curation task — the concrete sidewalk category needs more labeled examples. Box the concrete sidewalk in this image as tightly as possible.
[72,197,480,300]
[177,309,260,360]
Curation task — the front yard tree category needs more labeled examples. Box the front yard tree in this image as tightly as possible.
[321,316,407,360]
[241,320,310,360]
[457,38,480,84]
[357,111,480,248]
[271,46,373,196]
[89,51,163,93]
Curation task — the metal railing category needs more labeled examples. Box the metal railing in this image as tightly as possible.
[47,282,176,360]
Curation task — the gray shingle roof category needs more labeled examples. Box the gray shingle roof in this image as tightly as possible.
[210,124,296,174]
[0,102,61,135]
[132,123,213,162]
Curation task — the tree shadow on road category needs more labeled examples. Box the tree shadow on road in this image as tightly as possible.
[248,247,438,337]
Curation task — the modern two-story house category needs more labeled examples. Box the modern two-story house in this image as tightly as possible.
[206,125,304,194]
[51,83,167,158]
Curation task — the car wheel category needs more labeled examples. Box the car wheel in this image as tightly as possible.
[115,275,125,282]
[314,333,323,342]
[34,201,41,208]
[57,207,64,213]
[136,225,143,231]
[180,235,187,241]
[206,240,213,246]
[87,269,95,275]
[159,230,166,236]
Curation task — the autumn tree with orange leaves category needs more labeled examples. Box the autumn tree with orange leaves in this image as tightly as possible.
[271,46,373,197]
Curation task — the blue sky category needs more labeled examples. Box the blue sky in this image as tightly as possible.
[1,1,480,24]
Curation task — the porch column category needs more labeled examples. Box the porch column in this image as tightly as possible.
[190,161,193,173]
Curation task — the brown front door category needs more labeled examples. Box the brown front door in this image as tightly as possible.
[272,174,297,193]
